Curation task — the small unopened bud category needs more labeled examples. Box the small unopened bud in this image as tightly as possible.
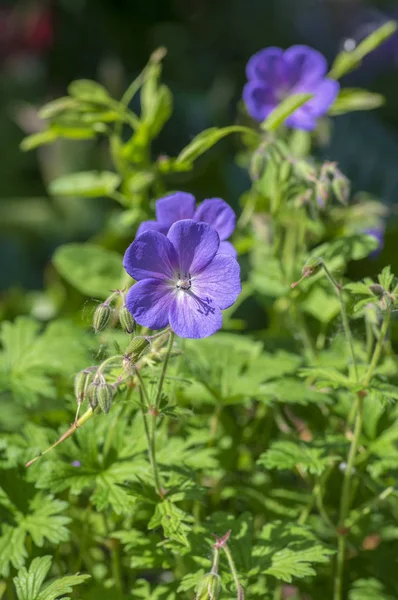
[291,258,323,289]
[119,306,135,334]
[93,303,112,333]
[97,383,114,414]
[332,173,350,205]
[249,143,270,181]
[292,160,317,182]
[196,573,222,600]
[315,178,329,208]
[74,368,92,404]
[87,381,99,410]
[125,336,150,364]
[369,284,385,297]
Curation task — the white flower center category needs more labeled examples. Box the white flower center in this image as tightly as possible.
[175,273,191,290]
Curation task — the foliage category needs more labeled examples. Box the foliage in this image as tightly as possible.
[1,21,398,600]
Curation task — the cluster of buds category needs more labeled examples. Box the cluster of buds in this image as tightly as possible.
[290,159,350,211]
[74,367,116,416]
[92,290,135,334]
[319,161,350,206]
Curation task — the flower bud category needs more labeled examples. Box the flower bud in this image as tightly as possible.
[292,160,317,182]
[196,573,222,600]
[97,383,114,414]
[125,336,150,364]
[87,382,99,410]
[74,368,92,404]
[119,306,136,334]
[249,143,270,181]
[332,173,350,205]
[369,284,385,297]
[93,303,112,333]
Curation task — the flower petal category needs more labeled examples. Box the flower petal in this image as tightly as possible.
[302,78,340,117]
[285,107,317,131]
[155,192,196,227]
[136,220,168,237]
[246,47,284,83]
[243,80,276,122]
[283,45,328,87]
[191,254,241,310]
[194,198,236,240]
[123,231,178,281]
[125,279,174,330]
[167,220,219,277]
[169,291,222,339]
[219,241,237,257]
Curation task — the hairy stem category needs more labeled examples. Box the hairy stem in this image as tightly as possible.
[223,544,245,600]
[334,306,392,600]
[321,261,358,381]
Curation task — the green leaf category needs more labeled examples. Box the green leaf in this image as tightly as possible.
[0,486,70,577]
[176,126,259,165]
[309,234,379,266]
[14,555,90,600]
[259,378,333,406]
[148,500,195,547]
[141,75,173,138]
[253,521,334,583]
[0,317,91,405]
[378,266,395,291]
[53,243,124,298]
[258,441,338,476]
[20,130,58,151]
[68,79,111,104]
[261,93,313,132]
[48,171,121,198]
[329,88,384,116]
[302,286,341,324]
[329,21,398,79]
[39,97,80,119]
[349,578,396,600]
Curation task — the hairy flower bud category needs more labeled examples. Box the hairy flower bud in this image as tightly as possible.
[97,383,114,414]
[93,303,112,333]
[119,306,136,334]
[196,573,222,600]
[87,382,99,410]
[292,160,317,182]
[74,368,92,404]
[125,336,150,364]
[369,284,385,297]
[332,173,350,205]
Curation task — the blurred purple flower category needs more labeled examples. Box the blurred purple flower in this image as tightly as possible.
[123,220,241,339]
[136,192,237,256]
[243,45,340,131]
[71,460,81,467]
[365,227,385,258]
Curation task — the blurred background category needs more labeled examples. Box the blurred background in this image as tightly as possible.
[1,0,398,309]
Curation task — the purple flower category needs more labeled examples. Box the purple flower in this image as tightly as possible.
[365,227,385,258]
[243,45,340,131]
[71,460,81,467]
[123,220,241,339]
[136,192,237,257]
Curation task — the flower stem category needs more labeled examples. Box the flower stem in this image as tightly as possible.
[320,260,358,381]
[136,331,175,497]
[154,331,175,409]
[223,544,245,600]
[136,372,162,496]
[334,306,392,600]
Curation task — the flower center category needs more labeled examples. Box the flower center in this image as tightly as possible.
[176,274,191,290]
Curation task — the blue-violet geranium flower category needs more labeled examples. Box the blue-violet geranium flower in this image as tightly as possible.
[136,191,237,256]
[243,45,340,131]
[123,219,241,339]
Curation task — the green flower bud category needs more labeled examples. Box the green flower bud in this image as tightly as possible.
[93,303,112,333]
[87,382,99,410]
[292,160,317,182]
[369,284,385,297]
[302,257,323,278]
[119,306,136,334]
[249,143,270,181]
[125,336,150,364]
[196,573,222,600]
[332,173,350,205]
[97,383,114,414]
[74,368,92,404]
